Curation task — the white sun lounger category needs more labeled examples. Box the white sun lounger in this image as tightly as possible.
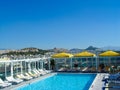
[0,78,12,86]
[28,72,38,77]
[33,69,44,76]
[43,69,51,73]
[32,70,41,76]
[82,67,88,71]
[0,78,12,88]
[16,74,31,81]
[25,72,37,78]
[38,69,47,75]
[0,83,10,88]
[21,74,33,79]
[6,76,22,84]
[12,77,23,82]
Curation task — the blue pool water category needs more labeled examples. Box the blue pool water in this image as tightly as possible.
[17,73,96,90]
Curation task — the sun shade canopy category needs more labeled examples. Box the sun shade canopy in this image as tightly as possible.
[74,51,96,57]
[99,50,120,57]
[52,52,73,58]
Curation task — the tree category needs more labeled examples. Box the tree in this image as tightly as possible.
[50,59,55,70]
[99,63,105,72]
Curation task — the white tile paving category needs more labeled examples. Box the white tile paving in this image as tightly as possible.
[89,73,109,90]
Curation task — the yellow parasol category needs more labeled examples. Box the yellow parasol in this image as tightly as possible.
[74,51,96,57]
[99,50,119,57]
[52,52,73,58]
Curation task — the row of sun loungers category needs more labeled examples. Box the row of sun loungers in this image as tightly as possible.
[0,69,52,89]
[102,72,120,90]
[58,67,93,72]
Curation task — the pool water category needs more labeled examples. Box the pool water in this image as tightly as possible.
[17,73,96,90]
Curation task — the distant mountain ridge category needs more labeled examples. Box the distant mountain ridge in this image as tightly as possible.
[85,46,99,50]
[69,46,120,54]
[1,46,120,55]
[49,47,68,53]
[69,46,99,53]
[101,46,120,51]
[69,48,83,53]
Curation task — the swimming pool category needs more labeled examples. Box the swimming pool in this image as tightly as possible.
[17,73,96,90]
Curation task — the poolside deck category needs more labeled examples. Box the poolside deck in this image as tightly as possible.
[104,83,120,90]
[1,73,56,90]
[1,73,111,90]
[89,73,109,90]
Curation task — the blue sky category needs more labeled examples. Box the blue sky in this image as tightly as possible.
[0,0,120,49]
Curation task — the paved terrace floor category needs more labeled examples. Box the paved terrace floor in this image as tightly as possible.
[89,73,109,90]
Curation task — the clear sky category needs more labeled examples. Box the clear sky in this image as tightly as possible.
[0,0,120,49]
